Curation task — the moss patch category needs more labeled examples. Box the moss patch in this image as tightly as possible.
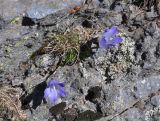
[10,16,22,25]
[15,36,29,47]
[61,48,78,65]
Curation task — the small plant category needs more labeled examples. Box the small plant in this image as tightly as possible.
[44,32,80,65]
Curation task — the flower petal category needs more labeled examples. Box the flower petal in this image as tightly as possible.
[112,37,123,45]
[48,80,65,88]
[58,88,66,97]
[108,26,118,36]
[48,80,58,87]
[58,82,65,87]
[99,37,107,48]
[49,89,58,104]
[104,28,109,32]
[44,87,58,104]
[44,87,51,98]
[102,26,118,40]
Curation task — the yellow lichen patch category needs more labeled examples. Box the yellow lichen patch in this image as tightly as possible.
[4,46,13,54]
[15,36,29,47]
[10,16,22,25]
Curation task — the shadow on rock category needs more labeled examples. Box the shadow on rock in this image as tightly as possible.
[75,110,102,121]
[85,86,102,102]
[132,0,158,10]
[79,38,98,60]
[49,102,66,116]
[22,17,35,26]
[21,81,47,110]
[53,108,102,121]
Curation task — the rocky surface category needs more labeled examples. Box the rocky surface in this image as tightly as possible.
[0,0,160,121]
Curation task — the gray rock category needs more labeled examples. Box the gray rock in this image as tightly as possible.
[0,0,160,121]
[0,0,84,20]
[151,96,160,107]
[26,4,57,19]
[158,1,160,15]
[135,76,160,98]
[145,7,158,21]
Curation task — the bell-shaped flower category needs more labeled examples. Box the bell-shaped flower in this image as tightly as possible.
[99,26,123,49]
[44,80,66,104]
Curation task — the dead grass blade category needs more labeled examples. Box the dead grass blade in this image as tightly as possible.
[0,86,27,121]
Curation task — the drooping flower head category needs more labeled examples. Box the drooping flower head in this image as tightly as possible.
[44,80,66,104]
[99,26,123,49]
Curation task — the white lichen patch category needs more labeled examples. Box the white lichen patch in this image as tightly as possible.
[94,30,136,81]
[145,105,160,121]
[116,31,135,55]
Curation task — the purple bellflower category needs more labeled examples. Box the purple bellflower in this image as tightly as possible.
[44,80,66,104]
[99,26,123,49]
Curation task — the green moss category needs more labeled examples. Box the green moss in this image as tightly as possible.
[15,36,29,47]
[10,16,22,25]
[61,48,78,65]
[0,58,13,71]
[123,0,128,3]
[4,46,12,54]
